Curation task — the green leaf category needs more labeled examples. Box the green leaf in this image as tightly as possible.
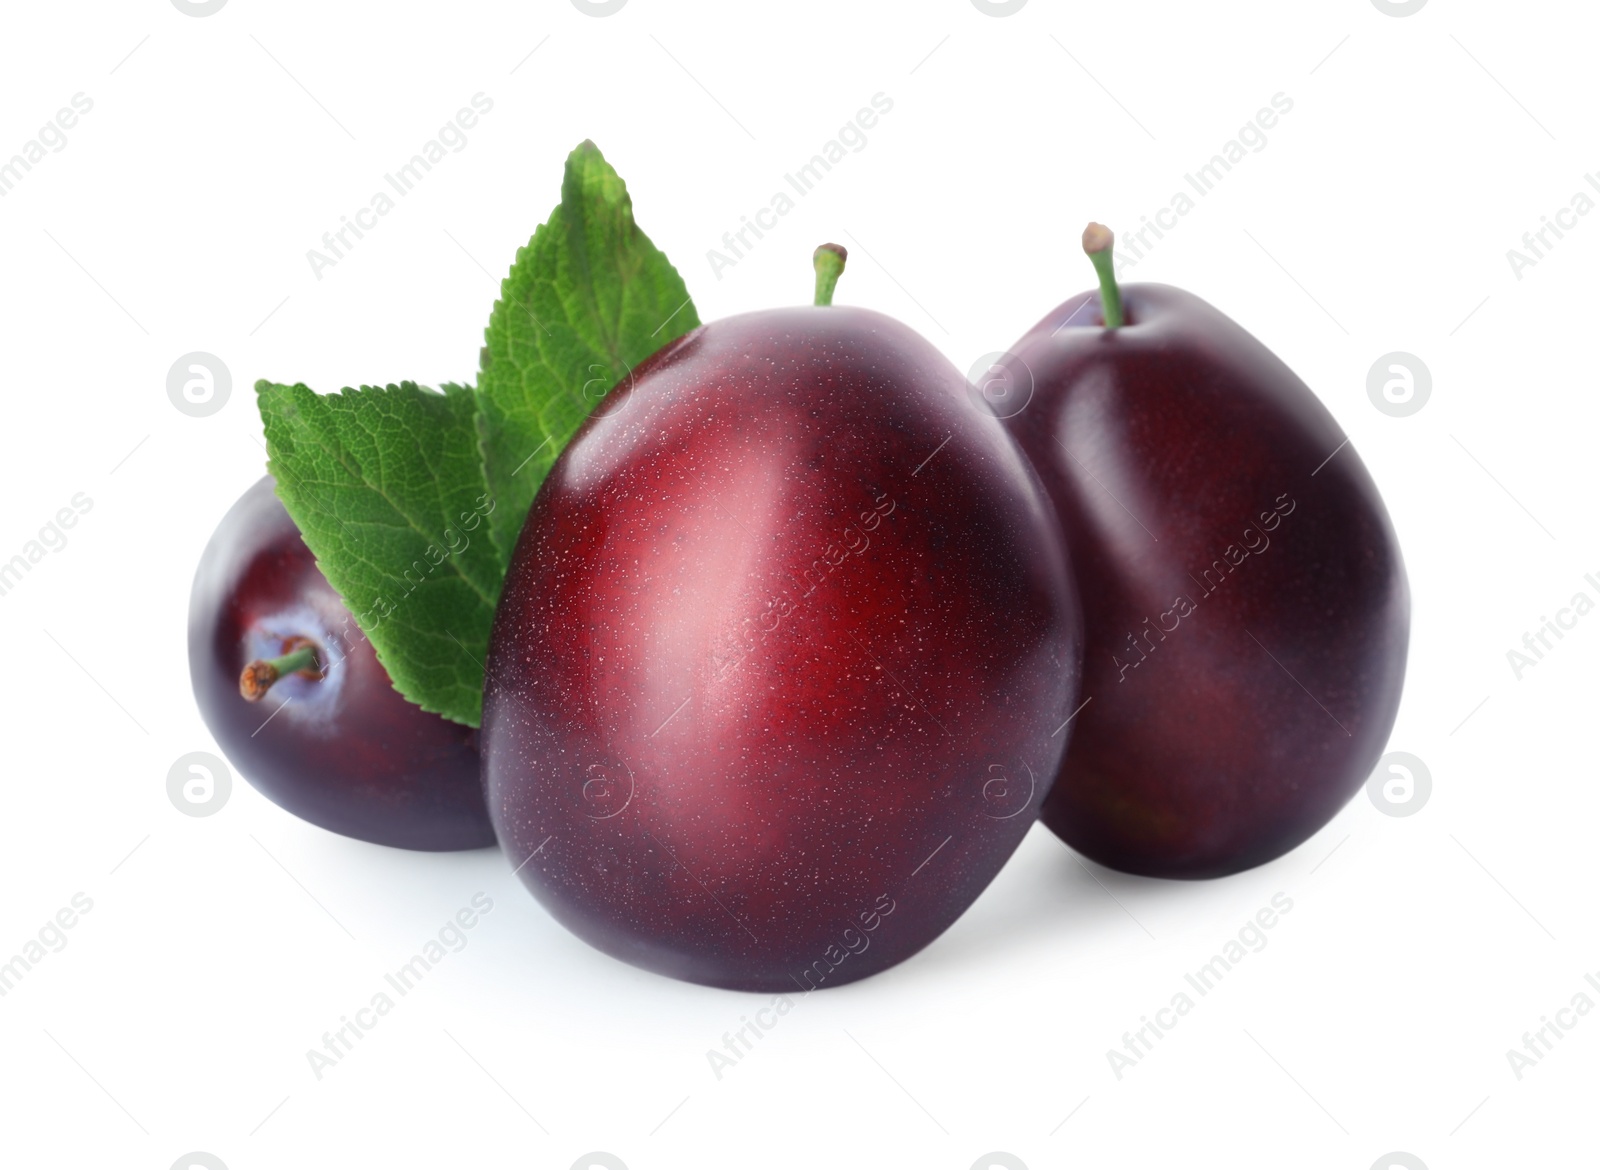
[477,139,700,557]
[257,380,501,726]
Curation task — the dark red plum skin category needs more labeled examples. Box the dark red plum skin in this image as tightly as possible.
[484,306,1082,991]
[997,284,1409,879]
[188,477,494,851]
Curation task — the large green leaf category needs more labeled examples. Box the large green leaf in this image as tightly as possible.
[476,140,700,557]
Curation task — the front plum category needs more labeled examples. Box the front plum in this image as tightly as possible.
[484,283,1081,991]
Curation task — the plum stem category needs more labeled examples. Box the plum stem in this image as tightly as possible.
[813,243,847,306]
[240,642,321,701]
[1082,222,1124,329]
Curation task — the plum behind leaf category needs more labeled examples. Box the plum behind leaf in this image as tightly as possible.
[188,477,494,851]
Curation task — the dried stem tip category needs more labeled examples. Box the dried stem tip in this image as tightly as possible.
[1082,222,1115,255]
[812,243,848,306]
[239,641,322,702]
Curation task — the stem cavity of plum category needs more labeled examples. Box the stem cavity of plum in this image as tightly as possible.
[1082,222,1125,330]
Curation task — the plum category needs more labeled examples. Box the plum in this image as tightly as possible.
[188,476,493,850]
[483,247,1082,989]
[995,225,1409,878]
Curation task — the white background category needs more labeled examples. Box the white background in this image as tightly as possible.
[0,1,1594,1167]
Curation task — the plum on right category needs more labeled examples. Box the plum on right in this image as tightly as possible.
[994,224,1409,879]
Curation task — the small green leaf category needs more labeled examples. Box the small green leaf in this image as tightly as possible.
[477,139,700,557]
[258,380,501,726]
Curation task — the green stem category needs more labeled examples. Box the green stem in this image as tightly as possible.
[1082,222,1124,329]
[813,243,847,306]
[240,642,321,701]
